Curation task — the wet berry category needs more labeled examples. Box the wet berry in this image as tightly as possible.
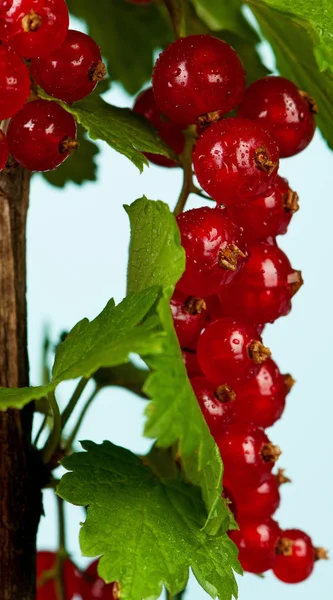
[31,30,106,103]
[0,131,9,171]
[182,349,203,379]
[171,291,207,350]
[37,551,82,600]
[232,358,293,428]
[227,176,299,241]
[190,376,235,435]
[176,207,247,297]
[238,76,316,158]
[193,118,279,205]
[81,560,119,599]
[274,529,319,583]
[0,46,31,119]
[7,99,78,172]
[216,424,281,490]
[133,87,185,167]
[0,0,69,58]
[219,241,297,324]
[152,34,246,125]
[229,518,281,573]
[227,471,284,520]
[196,317,271,387]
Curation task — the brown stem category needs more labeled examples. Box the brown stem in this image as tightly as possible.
[22,10,42,32]
[254,146,277,174]
[283,373,296,394]
[248,340,271,364]
[261,442,282,463]
[275,468,291,485]
[184,296,206,315]
[89,61,107,83]
[288,269,303,297]
[0,167,43,599]
[218,244,246,271]
[299,90,318,114]
[215,384,236,403]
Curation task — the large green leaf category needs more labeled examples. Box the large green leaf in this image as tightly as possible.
[58,441,241,600]
[126,198,227,534]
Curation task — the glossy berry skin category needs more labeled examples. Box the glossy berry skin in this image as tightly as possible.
[238,76,316,158]
[193,118,280,205]
[219,242,293,324]
[216,424,280,490]
[170,291,207,350]
[196,317,269,387]
[182,350,203,379]
[229,518,281,573]
[7,100,77,172]
[228,472,281,520]
[0,46,31,119]
[0,0,69,58]
[31,30,105,103]
[81,560,118,599]
[176,207,247,297]
[228,176,299,241]
[232,358,289,428]
[190,377,234,435]
[37,551,82,599]
[133,87,185,167]
[152,35,246,125]
[0,131,9,171]
[273,529,315,583]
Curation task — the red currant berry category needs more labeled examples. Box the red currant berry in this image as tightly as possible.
[176,207,247,297]
[205,295,225,322]
[0,131,9,171]
[7,99,78,172]
[0,0,69,58]
[194,117,279,205]
[182,349,203,379]
[133,87,185,167]
[228,471,284,520]
[81,560,119,599]
[197,317,271,387]
[0,46,30,119]
[31,30,106,103]
[232,358,293,428]
[152,34,246,125]
[238,76,316,158]
[190,376,235,435]
[171,292,207,350]
[216,424,281,489]
[219,241,297,324]
[228,176,299,242]
[229,518,281,573]
[37,551,82,599]
[274,530,322,583]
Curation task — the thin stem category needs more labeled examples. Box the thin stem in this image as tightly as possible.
[33,413,49,447]
[64,386,101,453]
[61,377,89,429]
[174,126,197,216]
[54,496,67,600]
[56,496,66,554]
[163,0,186,39]
[41,391,62,464]
[166,590,185,600]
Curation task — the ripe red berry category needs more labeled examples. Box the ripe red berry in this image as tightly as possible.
[81,560,119,599]
[190,376,235,435]
[196,317,271,387]
[7,99,78,172]
[0,131,9,171]
[193,118,280,205]
[229,518,281,573]
[171,292,207,350]
[216,424,281,490]
[31,30,106,103]
[227,471,284,520]
[232,358,293,428]
[133,87,185,167]
[176,207,247,297]
[37,551,82,599]
[227,176,299,242]
[182,349,203,379]
[0,0,69,58]
[238,76,316,158]
[219,241,296,324]
[205,294,225,322]
[0,46,31,119]
[152,34,246,125]
[274,529,317,583]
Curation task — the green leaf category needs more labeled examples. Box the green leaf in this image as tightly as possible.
[58,441,241,600]
[0,287,164,410]
[38,89,176,172]
[66,0,172,95]
[42,126,99,188]
[247,0,333,148]
[126,198,227,534]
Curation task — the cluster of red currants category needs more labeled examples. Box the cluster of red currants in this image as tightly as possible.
[37,551,117,600]
[0,0,106,172]
[134,33,327,582]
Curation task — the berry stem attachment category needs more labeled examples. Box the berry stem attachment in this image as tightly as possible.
[163,0,187,39]
[41,391,62,464]
[174,125,197,216]
[22,10,42,32]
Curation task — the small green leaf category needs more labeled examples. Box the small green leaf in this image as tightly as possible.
[38,89,176,172]
[42,126,99,188]
[58,441,241,600]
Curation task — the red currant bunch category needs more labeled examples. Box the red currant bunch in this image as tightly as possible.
[81,560,119,599]
[36,551,82,599]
